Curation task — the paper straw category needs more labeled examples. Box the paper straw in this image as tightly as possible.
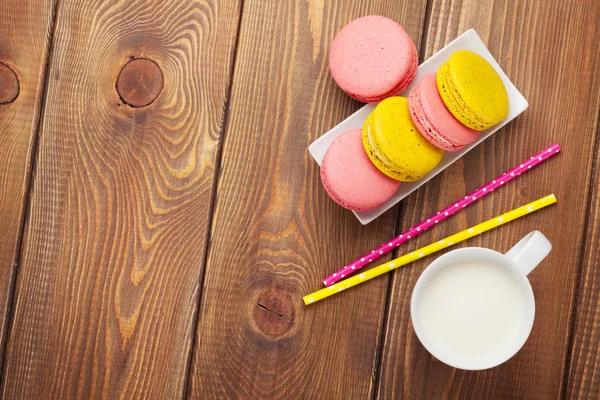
[322,144,561,286]
[305,194,557,305]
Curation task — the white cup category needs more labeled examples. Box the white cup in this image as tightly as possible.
[410,231,552,370]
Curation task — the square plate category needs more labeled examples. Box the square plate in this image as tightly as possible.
[309,29,529,225]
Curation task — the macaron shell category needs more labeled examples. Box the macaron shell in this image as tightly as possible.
[349,53,418,103]
[436,62,483,129]
[320,129,401,211]
[409,73,479,151]
[329,16,418,102]
[437,50,509,130]
[363,97,444,181]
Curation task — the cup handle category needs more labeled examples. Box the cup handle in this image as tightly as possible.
[505,231,552,275]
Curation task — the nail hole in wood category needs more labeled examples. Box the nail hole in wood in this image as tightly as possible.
[116,58,163,108]
[0,62,19,105]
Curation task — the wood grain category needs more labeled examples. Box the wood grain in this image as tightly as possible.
[1,0,241,397]
[187,1,427,398]
[0,0,55,372]
[0,62,20,105]
[565,138,600,398]
[377,0,600,398]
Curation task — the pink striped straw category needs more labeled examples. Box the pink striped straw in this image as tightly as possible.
[322,143,561,286]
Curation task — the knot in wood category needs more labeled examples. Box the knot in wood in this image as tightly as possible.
[116,58,163,107]
[0,62,19,104]
[254,291,295,338]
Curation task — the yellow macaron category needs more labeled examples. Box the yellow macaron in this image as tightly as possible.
[436,50,509,130]
[362,97,444,181]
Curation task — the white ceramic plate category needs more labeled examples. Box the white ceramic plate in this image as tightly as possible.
[309,29,528,225]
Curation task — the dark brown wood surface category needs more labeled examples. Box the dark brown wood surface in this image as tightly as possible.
[187,1,427,398]
[0,0,56,373]
[0,0,241,397]
[0,0,600,398]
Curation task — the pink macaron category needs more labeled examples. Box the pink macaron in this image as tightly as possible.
[320,129,400,211]
[329,16,418,103]
[409,73,480,151]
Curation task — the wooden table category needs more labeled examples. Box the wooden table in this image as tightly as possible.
[1,0,599,398]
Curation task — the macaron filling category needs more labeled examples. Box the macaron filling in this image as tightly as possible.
[409,89,462,150]
[408,74,480,151]
[362,118,411,180]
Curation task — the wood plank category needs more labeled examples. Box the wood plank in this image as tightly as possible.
[1,0,242,397]
[565,138,600,398]
[187,1,428,398]
[0,0,55,370]
[377,0,600,398]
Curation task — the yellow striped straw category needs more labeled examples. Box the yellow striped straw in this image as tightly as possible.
[304,194,557,305]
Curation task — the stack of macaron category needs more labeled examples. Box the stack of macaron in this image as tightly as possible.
[321,16,509,211]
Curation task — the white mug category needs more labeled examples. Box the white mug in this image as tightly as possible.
[410,231,552,370]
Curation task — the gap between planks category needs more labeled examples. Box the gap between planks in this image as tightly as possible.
[0,0,61,386]
[181,1,246,399]
[370,1,433,397]
[560,97,600,399]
